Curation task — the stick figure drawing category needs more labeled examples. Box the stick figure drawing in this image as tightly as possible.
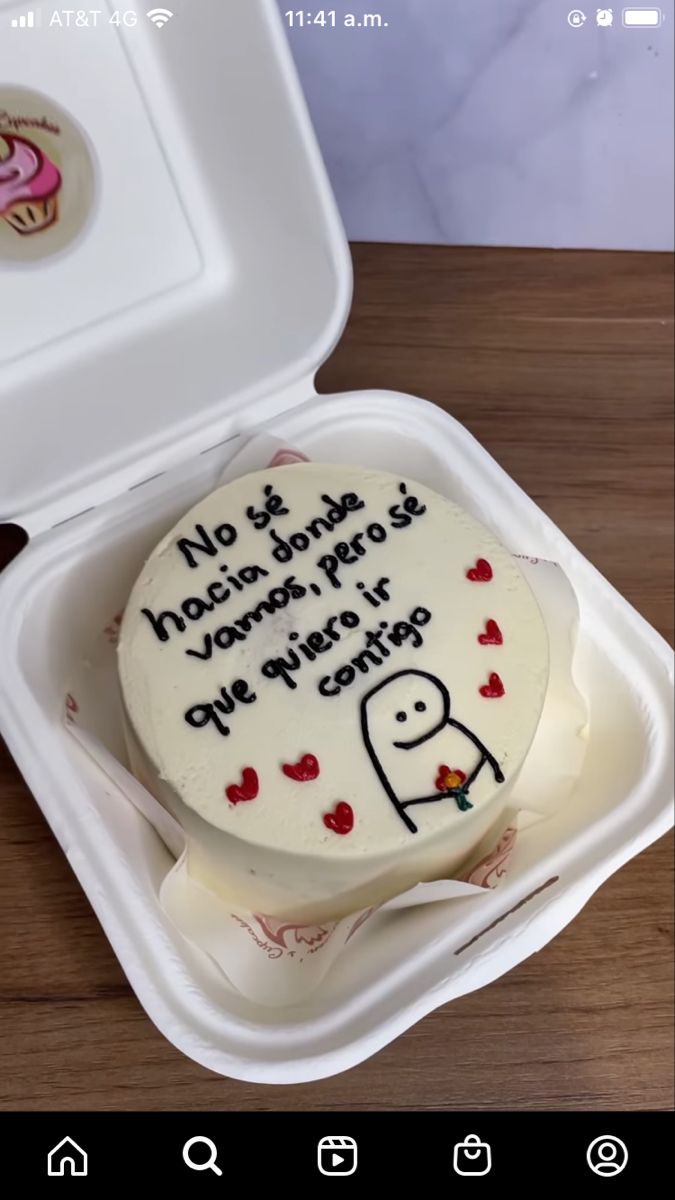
[360,669,505,833]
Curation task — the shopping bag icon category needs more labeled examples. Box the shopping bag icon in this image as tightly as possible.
[453,1133,492,1176]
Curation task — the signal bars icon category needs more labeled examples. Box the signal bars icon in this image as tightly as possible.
[147,7,174,27]
[11,11,35,26]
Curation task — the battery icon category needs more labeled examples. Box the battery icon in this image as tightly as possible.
[622,7,662,24]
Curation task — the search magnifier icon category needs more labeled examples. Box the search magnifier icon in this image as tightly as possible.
[182,1136,223,1176]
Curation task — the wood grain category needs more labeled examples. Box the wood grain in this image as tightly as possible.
[1,245,673,1111]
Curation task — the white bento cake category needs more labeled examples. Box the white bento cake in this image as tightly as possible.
[118,463,549,921]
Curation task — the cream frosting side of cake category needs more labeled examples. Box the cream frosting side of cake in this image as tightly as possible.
[118,464,549,920]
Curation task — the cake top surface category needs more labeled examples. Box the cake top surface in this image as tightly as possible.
[118,464,549,859]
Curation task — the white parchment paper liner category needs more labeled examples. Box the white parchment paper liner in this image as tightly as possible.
[64,435,588,1006]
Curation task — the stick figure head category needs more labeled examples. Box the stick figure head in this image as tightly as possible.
[360,669,451,752]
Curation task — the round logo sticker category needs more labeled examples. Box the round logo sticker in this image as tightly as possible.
[0,86,96,263]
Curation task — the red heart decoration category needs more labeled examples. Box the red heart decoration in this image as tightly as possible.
[479,672,505,699]
[323,802,354,835]
[466,558,493,582]
[478,618,503,645]
[282,753,320,782]
[226,767,259,805]
[435,765,467,791]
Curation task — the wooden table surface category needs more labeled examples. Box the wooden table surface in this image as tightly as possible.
[1,245,673,1112]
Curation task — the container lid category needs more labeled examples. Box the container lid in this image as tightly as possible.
[0,0,351,532]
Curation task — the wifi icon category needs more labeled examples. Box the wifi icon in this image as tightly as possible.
[147,7,174,28]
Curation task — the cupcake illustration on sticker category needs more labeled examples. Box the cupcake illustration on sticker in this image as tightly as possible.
[0,86,96,263]
[0,134,62,234]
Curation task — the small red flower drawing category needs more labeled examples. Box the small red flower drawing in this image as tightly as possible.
[64,693,79,724]
[435,765,467,792]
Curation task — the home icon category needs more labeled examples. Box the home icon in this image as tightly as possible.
[47,1136,88,1177]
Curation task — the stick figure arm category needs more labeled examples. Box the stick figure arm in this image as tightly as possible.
[448,719,505,783]
[463,753,487,790]
[402,789,467,809]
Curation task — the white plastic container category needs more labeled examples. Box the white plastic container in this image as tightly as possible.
[1,0,672,1083]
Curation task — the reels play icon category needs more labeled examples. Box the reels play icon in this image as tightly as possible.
[317,1135,358,1176]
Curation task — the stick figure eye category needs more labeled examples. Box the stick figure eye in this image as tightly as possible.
[414,701,426,712]
[395,711,407,722]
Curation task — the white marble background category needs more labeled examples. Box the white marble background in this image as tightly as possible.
[278,0,674,249]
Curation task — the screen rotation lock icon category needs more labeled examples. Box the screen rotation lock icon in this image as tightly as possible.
[453,1133,492,1176]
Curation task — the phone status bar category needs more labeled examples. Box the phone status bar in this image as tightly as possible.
[8,8,174,29]
[567,7,665,27]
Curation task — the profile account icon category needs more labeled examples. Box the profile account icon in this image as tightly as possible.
[587,1135,628,1177]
